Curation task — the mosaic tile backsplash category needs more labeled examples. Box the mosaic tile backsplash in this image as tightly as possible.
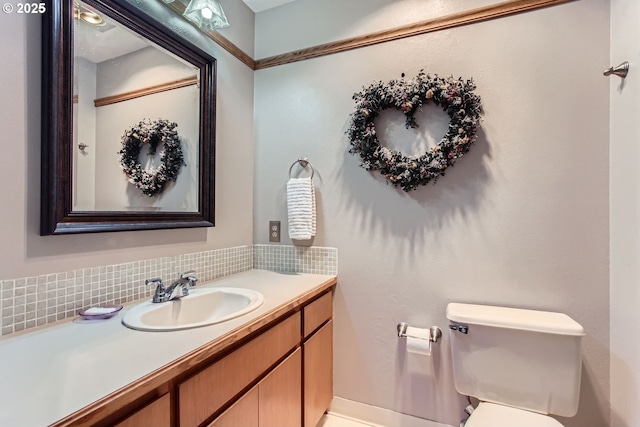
[253,244,338,274]
[0,245,337,337]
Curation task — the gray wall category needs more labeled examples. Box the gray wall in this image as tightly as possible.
[610,0,640,425]
[0,0,616,425]
[253,0,610,425]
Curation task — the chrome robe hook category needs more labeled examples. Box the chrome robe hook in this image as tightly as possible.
[604,61,629,78]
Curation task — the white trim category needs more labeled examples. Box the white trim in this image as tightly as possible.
[328,397,455,427]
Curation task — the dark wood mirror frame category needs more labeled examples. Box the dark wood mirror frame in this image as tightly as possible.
[41,0,216,235]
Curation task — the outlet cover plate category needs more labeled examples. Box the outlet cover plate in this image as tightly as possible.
[269,221,281,242]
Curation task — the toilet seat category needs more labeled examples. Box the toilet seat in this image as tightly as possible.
[465,402,565,427]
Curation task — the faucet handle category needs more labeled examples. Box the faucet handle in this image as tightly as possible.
[145,278,163,288]
[180,270,198,287]
[145,278,165,301]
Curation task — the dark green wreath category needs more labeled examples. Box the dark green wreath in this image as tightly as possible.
[347,70,482,191]
[118,119,185,197]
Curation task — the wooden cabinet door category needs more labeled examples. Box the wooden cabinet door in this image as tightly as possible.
[114,393,171,427]
[208,387,259,427]
[304,320,333,427]
[259,348,302,427]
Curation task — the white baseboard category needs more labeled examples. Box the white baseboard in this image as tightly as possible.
[328,397,455,427]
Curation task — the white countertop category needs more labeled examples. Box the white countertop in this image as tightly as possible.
[0,270,336,427]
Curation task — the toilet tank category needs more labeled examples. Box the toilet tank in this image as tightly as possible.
[447,303,585,417]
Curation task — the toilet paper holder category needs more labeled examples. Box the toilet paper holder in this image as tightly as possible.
[397,322,442,343]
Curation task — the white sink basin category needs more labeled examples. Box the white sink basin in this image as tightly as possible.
[122,287,264,331]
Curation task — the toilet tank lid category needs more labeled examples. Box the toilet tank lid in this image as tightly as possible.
[447,303,585,336]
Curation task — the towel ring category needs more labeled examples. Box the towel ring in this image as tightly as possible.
[289,158,315,179]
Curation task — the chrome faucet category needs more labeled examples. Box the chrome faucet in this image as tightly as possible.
[145,270,198,303]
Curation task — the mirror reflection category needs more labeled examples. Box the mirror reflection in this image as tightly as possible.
[73,1,201,212]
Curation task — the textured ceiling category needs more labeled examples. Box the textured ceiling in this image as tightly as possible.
[241,0,298,13]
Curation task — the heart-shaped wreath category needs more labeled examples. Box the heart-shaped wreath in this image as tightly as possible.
[347,70,482,191]
[118,119,185,197]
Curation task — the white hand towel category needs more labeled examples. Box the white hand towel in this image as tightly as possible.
[287,177,316,240]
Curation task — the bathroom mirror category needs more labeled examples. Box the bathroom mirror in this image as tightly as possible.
[41,0,216,235]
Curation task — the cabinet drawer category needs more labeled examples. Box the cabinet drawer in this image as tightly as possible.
[179,312,301,427]
[114,393,171,427]
[303,291,332,338]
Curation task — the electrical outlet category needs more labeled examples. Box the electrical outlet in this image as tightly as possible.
[269,221,281,242]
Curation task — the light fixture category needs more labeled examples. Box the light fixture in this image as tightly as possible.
[183,0,229,31]
[74,1,104,26]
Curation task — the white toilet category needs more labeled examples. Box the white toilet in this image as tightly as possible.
[446,303,585,427]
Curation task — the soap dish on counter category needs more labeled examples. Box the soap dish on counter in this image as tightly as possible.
[78,304,123,320]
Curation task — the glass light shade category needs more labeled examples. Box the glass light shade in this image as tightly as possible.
[183,0,229,31]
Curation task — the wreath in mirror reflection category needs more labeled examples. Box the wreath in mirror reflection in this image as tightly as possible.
[118,119,185,197]
[347,70,482,192]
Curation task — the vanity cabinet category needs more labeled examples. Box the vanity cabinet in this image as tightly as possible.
[208,348,301,427]
[114,393,171,427]
[179,312,301,427]
[208,290,332,427]
[52,280,335,427]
